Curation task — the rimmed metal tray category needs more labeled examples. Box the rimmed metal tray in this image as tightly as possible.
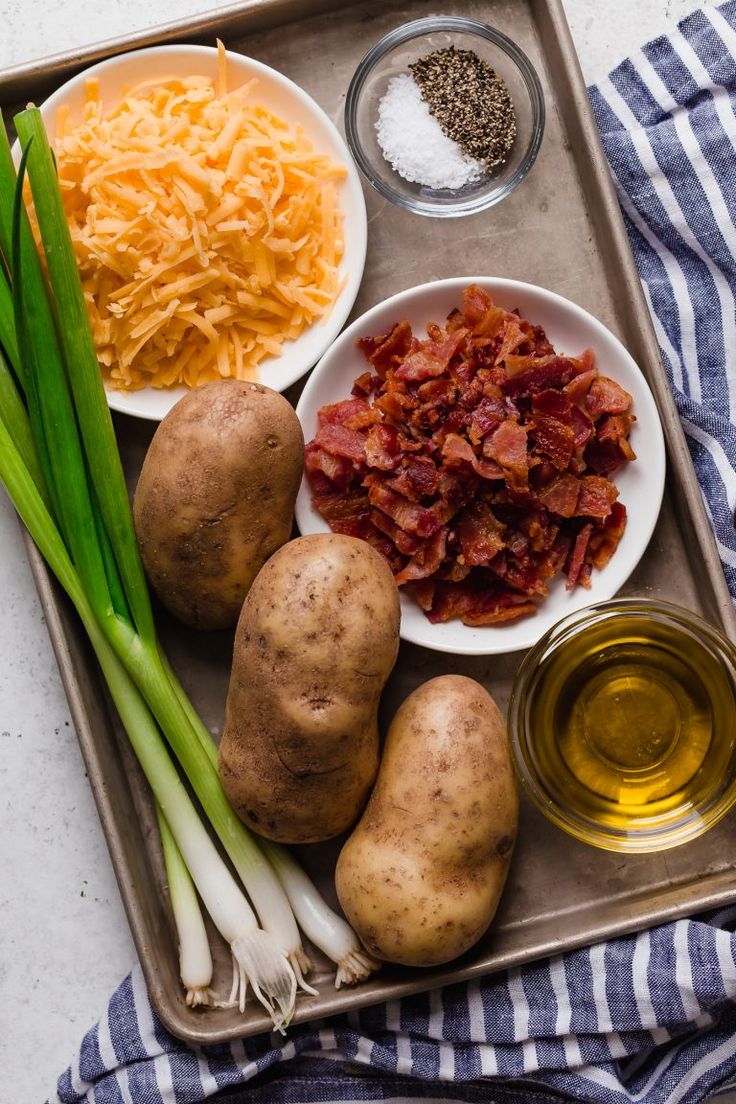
[4,0,736,1046]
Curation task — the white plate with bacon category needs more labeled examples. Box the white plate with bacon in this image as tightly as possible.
[295,277,666,656]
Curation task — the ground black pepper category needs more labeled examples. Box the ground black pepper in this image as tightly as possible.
[410,46,516,172]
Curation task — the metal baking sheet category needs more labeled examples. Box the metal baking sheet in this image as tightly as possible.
[5,0,736,1046]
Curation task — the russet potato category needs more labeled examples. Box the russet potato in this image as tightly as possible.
[218,532,401,843]
[133,379,303,630]
[335,674,518,967]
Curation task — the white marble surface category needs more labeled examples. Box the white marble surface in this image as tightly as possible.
[0,2,724,1102]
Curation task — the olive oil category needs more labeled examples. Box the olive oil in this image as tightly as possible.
[523,609,736,844]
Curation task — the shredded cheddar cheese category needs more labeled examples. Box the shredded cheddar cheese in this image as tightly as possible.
[55,55,346,391]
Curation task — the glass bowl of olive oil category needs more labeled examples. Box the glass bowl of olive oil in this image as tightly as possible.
[509,599,736,852]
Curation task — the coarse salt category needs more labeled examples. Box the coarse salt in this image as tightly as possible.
[375,73,484,191]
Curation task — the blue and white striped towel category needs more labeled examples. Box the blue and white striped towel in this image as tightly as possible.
[51,4,736,1103]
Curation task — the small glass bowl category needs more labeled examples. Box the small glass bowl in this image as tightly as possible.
[344,16,545,218]
[509,599,736,853]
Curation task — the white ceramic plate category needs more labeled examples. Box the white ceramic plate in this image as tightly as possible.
[295,277,666,656]
[35,44,367,421]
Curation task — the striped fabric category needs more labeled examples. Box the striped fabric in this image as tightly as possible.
[588,0,736,592]
[50,4,736,1104]
[51,909,736,1104]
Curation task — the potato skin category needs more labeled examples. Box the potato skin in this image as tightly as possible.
[133,379,303,630]
[218,533,401,843]
[335,675,518,967]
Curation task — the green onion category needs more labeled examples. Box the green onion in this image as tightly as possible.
[0,109,19,259]
[14,109,155,645]
[13,109,314,986]
[0,271,21,375]
[11,134,111,615]
[0,408,295,1022]
[0,344,44,497]
[0,112,304,1025]
[156,802,215,1009]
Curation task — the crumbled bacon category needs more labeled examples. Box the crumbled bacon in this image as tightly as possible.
[458,502,506,567]
[312,489,369,526]
[502,356,576,397]
[566,524,594,590]
[537,473,580,517]
[318,397,376,430]
[468,393,506,443]
[394,527,449,585]
[588,502,627,569]
[365,424,401,470]
[586,376,633,419]
[313,423,366,463]
[305,285,636,626]
[564,368,597,407]
[371,508,422,556]
[367,482,440,539]
[357,320,412,377]
[530,412,575,470]
[487,419,529,480]
[351,371,375,397]
[571,405,594,448]
[304,442,354,488]
[574,475,619,518]
[442,433,478,468]
[386,456,438,500]
[394,331,466,382]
